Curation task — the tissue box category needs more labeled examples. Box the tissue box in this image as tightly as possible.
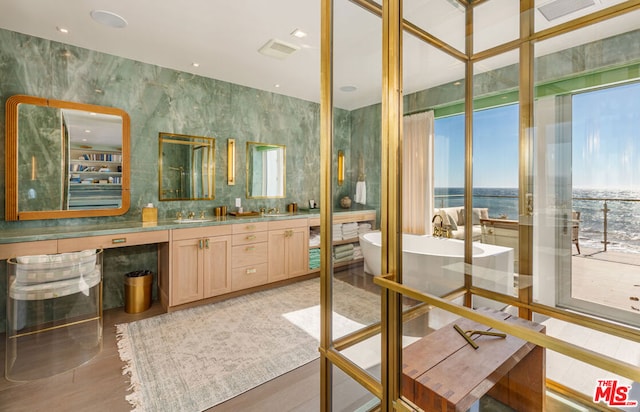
[142,207,157,222]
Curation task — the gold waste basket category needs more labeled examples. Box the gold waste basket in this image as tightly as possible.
[124,270,153,313]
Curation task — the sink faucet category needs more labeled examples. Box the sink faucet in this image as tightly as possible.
[188,211,195,220]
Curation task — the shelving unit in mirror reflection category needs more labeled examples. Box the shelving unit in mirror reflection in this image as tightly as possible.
[68,147,122,210]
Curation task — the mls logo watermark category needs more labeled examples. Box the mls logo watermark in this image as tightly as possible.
[593,379,638,408]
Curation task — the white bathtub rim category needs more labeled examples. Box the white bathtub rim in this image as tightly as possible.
[359,231,507,259]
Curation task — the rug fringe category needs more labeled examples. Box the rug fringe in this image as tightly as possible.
[116,323,145,412]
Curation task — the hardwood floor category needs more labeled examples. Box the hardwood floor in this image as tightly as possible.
[0,264,601,412]
[0,267,375,412]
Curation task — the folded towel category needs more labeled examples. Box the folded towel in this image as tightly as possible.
[334,255,354,263]
[334,244,354,253]
[355,181,366,204]
[334,250,354,260]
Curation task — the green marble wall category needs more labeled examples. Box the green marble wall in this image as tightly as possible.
[0,29,351,330]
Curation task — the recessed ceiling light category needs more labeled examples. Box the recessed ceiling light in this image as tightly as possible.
[90,10,128,29]
[274,84,281,88]
[192,62,200,67]
[291,29,307,39]
[82,138,87,142]
[56,26,69,34]
[84,129,91,133]
[339,85,357,92]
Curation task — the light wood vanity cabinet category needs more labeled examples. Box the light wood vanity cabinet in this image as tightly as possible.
[268,219,309,283]
[170,226,232,306]
[231,222,269,291]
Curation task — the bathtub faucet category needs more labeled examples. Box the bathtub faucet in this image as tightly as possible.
[431,214,451,238]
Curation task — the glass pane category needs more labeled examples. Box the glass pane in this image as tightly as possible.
[332,0,382,377]
[474,0,519,53]
[533,11,640,327]
[544,318,640,405]
[332,365,380,411]
[472,50,520,304]
[404,0,466,54]
[403,30,466,300]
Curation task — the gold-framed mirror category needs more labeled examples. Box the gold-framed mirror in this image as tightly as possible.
[158,132,215,201]
[5,95,130,221]
[246,142,286,198]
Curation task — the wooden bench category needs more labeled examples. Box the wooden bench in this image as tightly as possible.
[402,308,545,411]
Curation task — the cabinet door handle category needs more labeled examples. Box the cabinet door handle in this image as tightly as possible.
[246,268,257,274]
[245,246,255,252]
[199,239,204,249]
[205,239,210,249]
[112,238,127,244]
[246,235,256,240]
[246,225,255,230]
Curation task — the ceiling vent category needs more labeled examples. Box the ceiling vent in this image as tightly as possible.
[258,39,300,60]
[538,0,596,21]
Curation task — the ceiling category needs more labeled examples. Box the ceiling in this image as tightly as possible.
[0,0,634,111]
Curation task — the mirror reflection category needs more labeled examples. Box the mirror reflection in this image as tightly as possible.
[246,142,286,198]
[5,95,130,221]
[158,133,215,201]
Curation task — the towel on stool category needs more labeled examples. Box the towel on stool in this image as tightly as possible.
[355,181,366,204]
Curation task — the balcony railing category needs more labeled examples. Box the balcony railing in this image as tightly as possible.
[435,192,640,254]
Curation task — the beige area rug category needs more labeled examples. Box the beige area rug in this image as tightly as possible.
[116,278,380,411]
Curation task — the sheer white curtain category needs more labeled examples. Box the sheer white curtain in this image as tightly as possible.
[403,111,435,235]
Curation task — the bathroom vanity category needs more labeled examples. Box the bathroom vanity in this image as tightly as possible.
[0,209,376,312]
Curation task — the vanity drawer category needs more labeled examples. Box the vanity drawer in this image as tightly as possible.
[232,263,268,291]
[57,230,169,252]
[0,240,58,260]
[232,242,268,268]
[232,222,268,234]
[267,218,308,231]
[232,231,269,246]
[172,225,232,241]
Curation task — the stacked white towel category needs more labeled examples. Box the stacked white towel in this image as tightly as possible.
[332,223,343,241]
[353,245,363,260]
[342,222,358,240]
[358,223,372,234]
[309,228,321,247]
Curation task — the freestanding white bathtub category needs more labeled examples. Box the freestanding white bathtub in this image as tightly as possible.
[359,231,514,309]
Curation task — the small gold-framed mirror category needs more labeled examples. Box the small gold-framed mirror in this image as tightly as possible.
[246,142,286,198]
[158,133,215,201]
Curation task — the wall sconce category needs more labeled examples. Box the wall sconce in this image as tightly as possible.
[227,138,236,185]
[30,155,37,181]
[337,150,344,186]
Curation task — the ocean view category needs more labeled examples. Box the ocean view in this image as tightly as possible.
[435,187,640,254]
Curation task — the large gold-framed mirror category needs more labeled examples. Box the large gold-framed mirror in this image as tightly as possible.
[246,142,286,198]
[5,95,130,221]
[158,132,215,201]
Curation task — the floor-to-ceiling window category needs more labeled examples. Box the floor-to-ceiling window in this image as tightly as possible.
[321,1,640,411]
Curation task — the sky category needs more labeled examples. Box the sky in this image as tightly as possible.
[572,81,640,190]
[434,103,519,189]
[434,81,640,191]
